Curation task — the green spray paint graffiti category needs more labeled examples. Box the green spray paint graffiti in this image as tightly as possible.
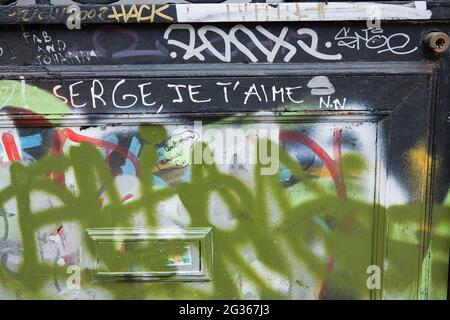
[0,81,448,300]
[0,123,447,300]
[0,80,70,118]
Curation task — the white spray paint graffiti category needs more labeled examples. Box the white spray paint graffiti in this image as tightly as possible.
[334,27,418,55]
[164,24,418,62]
[164,24,340,62]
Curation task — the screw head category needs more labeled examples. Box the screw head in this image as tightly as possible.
[425,32,450,54]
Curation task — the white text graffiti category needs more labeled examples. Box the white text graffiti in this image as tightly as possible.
[163,24,418,62]
[164,24,342,62]
[334,27,418,55]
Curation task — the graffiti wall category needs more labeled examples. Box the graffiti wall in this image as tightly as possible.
[0,10,449,300]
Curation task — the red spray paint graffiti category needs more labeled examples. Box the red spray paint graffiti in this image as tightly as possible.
[279,128,350,299]
[1,132,21,162]
[49,128,141,185]
[279,128,347,198]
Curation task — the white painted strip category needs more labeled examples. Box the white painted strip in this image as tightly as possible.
[175,1,431,23]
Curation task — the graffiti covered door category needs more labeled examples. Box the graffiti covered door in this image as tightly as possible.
[0,1,449,300]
